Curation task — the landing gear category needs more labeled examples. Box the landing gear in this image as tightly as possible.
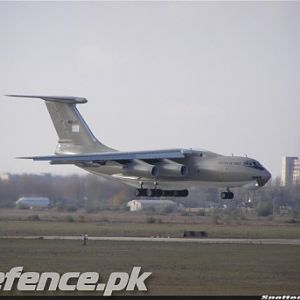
[135,181,147,197]
[162,189,189,197]
[135,188,147,197]
[221,189,234,199]
[146,189,157,197]
[154,189,163,197]
[134,188,189,198]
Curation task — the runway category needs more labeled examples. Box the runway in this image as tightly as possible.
[1,236,300,245]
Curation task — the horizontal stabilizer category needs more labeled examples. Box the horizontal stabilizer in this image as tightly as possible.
[6,95,87,104]
[18,149,187,164]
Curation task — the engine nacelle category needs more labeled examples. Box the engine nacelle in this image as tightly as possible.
[122,161,159,178]
[157,159,188,177]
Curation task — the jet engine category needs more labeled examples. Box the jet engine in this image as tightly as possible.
[156,159,188,177]
[122,160,159,177]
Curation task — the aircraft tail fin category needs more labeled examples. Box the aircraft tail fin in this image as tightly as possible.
[6,95,114,154]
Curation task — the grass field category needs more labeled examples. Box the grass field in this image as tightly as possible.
[0,220,300,239]
[0,238,299,295]
[0,209,299,296]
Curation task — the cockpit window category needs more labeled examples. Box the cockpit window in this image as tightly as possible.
[243,160,264,170]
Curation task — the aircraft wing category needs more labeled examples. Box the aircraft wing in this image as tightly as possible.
[18,149,188,164]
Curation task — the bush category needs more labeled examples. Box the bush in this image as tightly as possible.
[256,202,273,217]
[79,215,86,222]
[211,214,221,225]
[180,211,190,216]
[17,204,29,210]
[66,205,77,212]
[66,215,75,222]
[146,217,156,224]
[27,214,40,221]
[291,209,299,218]
[85,202,102,213]
[196,209,206,216]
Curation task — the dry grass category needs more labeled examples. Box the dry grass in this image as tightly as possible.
[0,208,299,239]
[0,219,299,239]
[0,239,299,295]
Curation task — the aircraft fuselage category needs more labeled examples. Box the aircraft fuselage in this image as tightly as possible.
[79,149,271,191]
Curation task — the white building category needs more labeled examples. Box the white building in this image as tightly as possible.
[281,157,300,186]
[0,173,10,181]
[16,197,50,209]
[127,199,176,212]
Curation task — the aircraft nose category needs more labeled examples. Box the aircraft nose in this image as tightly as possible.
[254,170,271,187]
[264,170,271,184]
[261,170,271,186]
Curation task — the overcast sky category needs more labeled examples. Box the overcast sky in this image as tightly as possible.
[0,1,299,178]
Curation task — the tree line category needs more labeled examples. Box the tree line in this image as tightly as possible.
[0,173,132,212]
[0,174,299,216]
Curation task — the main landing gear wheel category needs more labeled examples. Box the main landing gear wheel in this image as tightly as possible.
[154,189,163,197]
[134,189,188,198]
[146,189,165,197]
[135,189,147,197]
[146,189,156,197]
[161,189,189,197]
[221,191,234,199]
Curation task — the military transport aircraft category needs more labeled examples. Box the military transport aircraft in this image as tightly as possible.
[7,95,271,199]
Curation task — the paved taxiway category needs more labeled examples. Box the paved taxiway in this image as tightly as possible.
[1,236,300,245]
